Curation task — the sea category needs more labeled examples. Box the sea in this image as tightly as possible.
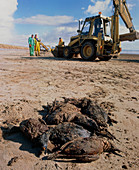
[121,50,139,55]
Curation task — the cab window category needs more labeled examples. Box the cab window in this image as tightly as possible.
[104,20,111,37]
[81,21,90,35]
[93,18,103,37]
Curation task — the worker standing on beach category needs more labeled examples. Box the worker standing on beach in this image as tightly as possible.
[34,34,41,56]
[28,34,35,56]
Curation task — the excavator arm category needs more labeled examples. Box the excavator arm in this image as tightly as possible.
[40,42,51,52]
[113,0,134,32]
[113,0,139,41]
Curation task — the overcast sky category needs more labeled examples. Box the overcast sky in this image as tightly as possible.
[0,0,139,50]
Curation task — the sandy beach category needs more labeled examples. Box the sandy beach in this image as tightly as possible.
[0,49,138,170]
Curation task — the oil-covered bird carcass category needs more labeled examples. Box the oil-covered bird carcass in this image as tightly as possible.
[47,136,121,162]
[10,97,120,162]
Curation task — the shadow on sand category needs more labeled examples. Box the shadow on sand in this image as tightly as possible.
[2,129,40,156]
[21,56,100,63]
[112,54,139,63]
[112,58,139,63]
[22,54,139,63]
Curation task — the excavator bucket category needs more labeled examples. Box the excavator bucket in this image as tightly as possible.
[40,42,51,51]
[120,31,139,41]
[51,46,64,58]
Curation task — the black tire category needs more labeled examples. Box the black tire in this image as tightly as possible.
[98,56,112,61]
[63,47,73,59]
[81,42,96,61]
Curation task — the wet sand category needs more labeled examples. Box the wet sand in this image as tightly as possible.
[0,49,138,169]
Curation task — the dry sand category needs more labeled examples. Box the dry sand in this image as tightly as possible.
[0,49,138,170]
[0,44,28,50]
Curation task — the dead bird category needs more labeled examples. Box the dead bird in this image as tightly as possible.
[45,102,99,132]
[20,118,49,156]
[47,136,121,162]
[48,122,91,151]
[63,97,109,127]
[45,99,117,140]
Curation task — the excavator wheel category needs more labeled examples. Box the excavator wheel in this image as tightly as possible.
[98,56,112,61]
[81,42,96,61]
[63,47,73,59]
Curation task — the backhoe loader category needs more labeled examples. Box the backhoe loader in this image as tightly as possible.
[52,0,139,61]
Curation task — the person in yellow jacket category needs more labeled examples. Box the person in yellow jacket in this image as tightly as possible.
[34,34,41,56]
[58,37,64,46]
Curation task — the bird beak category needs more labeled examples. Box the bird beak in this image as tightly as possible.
[43,147,46,151]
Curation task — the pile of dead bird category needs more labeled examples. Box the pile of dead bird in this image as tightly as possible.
[7,98,121,162]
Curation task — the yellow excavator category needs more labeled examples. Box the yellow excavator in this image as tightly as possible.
[40,42,51,52]
[52,0,139,61]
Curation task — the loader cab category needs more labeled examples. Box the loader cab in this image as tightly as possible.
[92,17,112,41]
[93,18,103,37]
[78,14,112,42]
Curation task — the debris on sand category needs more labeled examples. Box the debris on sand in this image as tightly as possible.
[6,97,120,162]
[7,156,19,166]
